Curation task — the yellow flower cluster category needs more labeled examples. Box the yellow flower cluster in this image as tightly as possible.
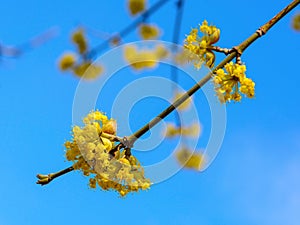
[165,123,201,138]
[124,44,168,71]
[128,0,146,15]
[292,13,300,31]
[65,111,151,197]
[213,62,255,103]
[184,20,220,68]
[139,23,160,40]
[176,147,205,170]
[58,28,103,79]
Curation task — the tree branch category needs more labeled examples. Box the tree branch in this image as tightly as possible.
[37,0,300,184]
[126,0,300,146]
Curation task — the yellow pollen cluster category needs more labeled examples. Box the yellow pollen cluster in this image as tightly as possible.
[58,28,103,79]
[65,111,151,197]
[128,0,146,15]
[184,20,220,68]
[124,45,168,70]
[213,62,255,103]
[139,23,160,40]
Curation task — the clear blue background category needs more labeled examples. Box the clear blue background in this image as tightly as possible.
[0,0,300,225]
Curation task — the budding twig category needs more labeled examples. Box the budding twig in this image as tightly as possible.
[36,166,74,185]
[126,0,300,146]
[208,46,232,55]
[37,0,300,185]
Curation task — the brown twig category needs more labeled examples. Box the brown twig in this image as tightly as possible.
[36,166,74,185]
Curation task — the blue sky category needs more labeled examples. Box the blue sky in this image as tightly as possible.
[1,0,300,225]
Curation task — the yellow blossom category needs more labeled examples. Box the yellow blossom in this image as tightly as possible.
[139,23,160,40]
[128,0,146,15]
[176,147,205,170]
[58,53,77,70]
[213,62,255,103]
[184,20,220,68]
[64,110,151,197]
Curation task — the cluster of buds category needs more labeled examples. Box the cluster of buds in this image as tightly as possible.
[58,28,103,79]
[124,44,168,71]
[184,20,220,68]
[184,20,255,103]
[64,111,151,197]
[213,62,255,103]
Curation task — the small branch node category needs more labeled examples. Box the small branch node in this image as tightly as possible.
[122,136,134,148]
[256,27,266,37]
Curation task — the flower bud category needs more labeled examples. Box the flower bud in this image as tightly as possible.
[102,119,117,135]
[209,28,220,44]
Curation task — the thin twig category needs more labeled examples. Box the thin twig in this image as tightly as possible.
[37,0,300,184]
[36,166,74,185]
[208,46,232,55]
